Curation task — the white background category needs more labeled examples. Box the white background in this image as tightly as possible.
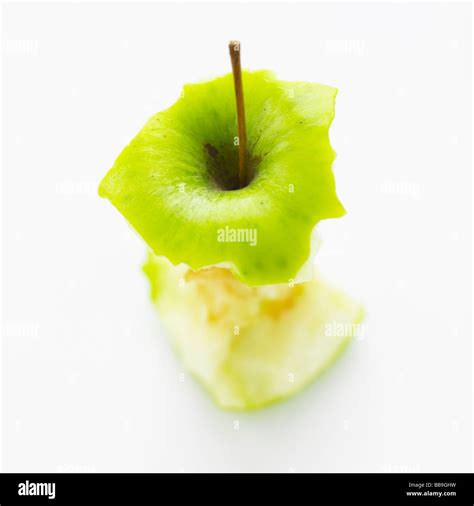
[2,2,472,472]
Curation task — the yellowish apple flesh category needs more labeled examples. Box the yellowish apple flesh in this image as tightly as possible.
[144,253,364,411]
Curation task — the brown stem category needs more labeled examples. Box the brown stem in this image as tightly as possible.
[228,40,247,188]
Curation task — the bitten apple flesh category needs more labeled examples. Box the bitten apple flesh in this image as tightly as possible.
[144,253,364,410]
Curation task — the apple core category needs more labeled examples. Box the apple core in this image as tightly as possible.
[99,41,364,410]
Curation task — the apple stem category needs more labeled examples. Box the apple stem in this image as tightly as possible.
[228,40,247,188]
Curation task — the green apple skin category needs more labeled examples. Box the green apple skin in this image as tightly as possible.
[99,71,344,287]
[144,253,364,411]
